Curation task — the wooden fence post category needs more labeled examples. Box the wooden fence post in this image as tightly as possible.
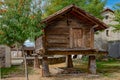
[34,54,40,69]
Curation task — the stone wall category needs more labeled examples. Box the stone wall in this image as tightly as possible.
[95,9,120,51]
[0,46,5,68]
[0,45,11,68]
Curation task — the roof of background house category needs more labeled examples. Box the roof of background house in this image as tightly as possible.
[102,8,114,13]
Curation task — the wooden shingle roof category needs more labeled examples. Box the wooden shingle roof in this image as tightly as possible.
[43,4,108,31]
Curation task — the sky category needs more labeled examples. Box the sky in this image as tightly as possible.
[106,0,120,9]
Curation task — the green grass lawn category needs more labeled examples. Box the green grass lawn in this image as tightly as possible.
[1,65,24,78]
[0,65,33,78]
[73,59,120,77]
[97,59,120,77]
[1,59,120,79]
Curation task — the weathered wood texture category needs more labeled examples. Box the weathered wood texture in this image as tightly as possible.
[42,57,50,77]
[35,5,108,77]
[36,5,108,55]
[88,55,96,74]
[42,5,108,31]
[70,28,83,48]
[45,19,69,49]
[45,14,94,51]
[46,48,107,55]
[66,55,73,68]
[34,55,40,69]
[35,36,45,55]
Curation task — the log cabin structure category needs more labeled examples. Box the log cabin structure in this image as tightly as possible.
[35,4,108,77]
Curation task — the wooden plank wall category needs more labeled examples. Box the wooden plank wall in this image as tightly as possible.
[44,13,94,50]
[45,19,69,48]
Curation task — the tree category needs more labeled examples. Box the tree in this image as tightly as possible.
[43,0,107,19]
[0,0,43,46]
[0,0,43,79]
[113,3,120,31]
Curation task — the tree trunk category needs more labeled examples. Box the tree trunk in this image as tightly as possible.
[34,55,40,69]
[42,56,50,77]
[88,55,96,74]
[66,55,73,68]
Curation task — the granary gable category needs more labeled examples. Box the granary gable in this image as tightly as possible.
[42,4,108,31]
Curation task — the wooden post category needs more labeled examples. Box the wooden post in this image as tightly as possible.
[88,55,96,74]
[66,55,73,68]
[34,55,40,69]
[22,49,29,80]
[42,56,50,77]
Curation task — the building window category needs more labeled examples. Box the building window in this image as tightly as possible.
[106,30,109,36]
[105,15,109,19]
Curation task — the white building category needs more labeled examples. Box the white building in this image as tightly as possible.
[101,8,120,41]
[95,8,120,58]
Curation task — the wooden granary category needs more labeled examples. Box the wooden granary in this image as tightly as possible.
[35,5,108,77]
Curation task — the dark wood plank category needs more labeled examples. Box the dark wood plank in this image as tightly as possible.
[46,28,69,35]
[90,28,94,49]
[35,36,45,54]
[46,34,69,39]
[47,43,69,48]
[47,39,69,44]
[66,55,73,68]
[70,28,83,48]
[46,50,107,55]
[42,57,50,77]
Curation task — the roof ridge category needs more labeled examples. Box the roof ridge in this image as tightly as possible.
[42,4,108,31]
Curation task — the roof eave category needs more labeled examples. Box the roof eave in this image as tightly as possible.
[42,4,108,31]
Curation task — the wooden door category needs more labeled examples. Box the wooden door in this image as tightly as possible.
[70,28,83,48]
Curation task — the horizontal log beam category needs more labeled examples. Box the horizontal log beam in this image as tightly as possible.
[46,50,107,55]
